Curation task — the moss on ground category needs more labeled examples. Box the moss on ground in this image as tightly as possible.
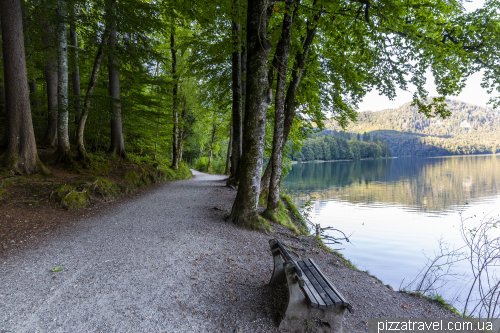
[49,160,191,210]
[259,190,308,236]
[50,177,122,210]
[0,178,15,200]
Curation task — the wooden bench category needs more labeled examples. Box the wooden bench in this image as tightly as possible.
[269,239,352,332]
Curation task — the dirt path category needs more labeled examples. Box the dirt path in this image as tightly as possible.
[0,170,457,332]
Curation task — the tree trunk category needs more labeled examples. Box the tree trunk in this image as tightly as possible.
[70,21,82,125]
[228,0,242,185]
[76,33,108,165]
[171,29,179,170]
[229,0,273,229]
[178,94,187,163]
[260,6,322,194]
[0,0,45,174]
[265,4,295,219]
[207,112,217,173]
[108,6,126,158]
[53,0,72,164]
[225,126,232,175]
[0,28,7,151]
[43,23,58,148]
[28,80,42,115]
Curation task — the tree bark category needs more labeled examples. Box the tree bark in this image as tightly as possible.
[28,80,41,115]
[171,28,179,169]
[53,0,73,164]
[228,0,242,185]
[0,0,45,174]
[108,4,126,158]
[260,6,322,194]
[178,94,187,163]
[265,3,295,219]
[0,27,7,151]
[225,126,232,175]
[43,23,58,148]
[76,33,108,165]
[229,0,273,229]
[70,21,82,125]
[206,112,216,173]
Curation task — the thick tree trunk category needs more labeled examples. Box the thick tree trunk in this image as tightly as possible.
[53,0,73,164]
[260,7,321,194]
[171,29,179,169]
[108,14,126,158]
[76,33,108,165]
[228,0,242,185]
[0,31,7,151]
[0,76,5,151]
[229,0,273,229]
[264,4,295,219]
[43,24,58,147]
[0,0,45,174]
[225,126,232,175]
[70,22,82,125]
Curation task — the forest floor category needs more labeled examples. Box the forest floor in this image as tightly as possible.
[0,170,458,332]
[0,147,190,256]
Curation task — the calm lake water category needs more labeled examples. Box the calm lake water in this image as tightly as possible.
[282,155,500,308]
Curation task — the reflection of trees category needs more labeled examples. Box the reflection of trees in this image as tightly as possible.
[283,156,500,212]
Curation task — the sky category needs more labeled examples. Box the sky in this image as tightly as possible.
[357,0,493,112]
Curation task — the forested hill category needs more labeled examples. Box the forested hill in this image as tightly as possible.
[324,100,500,156]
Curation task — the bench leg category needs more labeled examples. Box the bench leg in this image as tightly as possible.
[269,250,287,285]
[279,262,346,332]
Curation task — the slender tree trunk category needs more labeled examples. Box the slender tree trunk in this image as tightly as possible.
[28,80,41,115]
[108,5,126,158]
[53,0,72,164]
[154,113,160,160]
[171,29,179,169]
[207,113,216,173]
[28,79,43,135]
[76,33,108,165]
[70,21,82,125]
[0,0,45,174]
[225,126,232,175]
[228,0,242,185]
[260,6,321,194]
[265,4,295,218]
[178,94,187,163]
[43,23,58,147]
[229,0,273,229]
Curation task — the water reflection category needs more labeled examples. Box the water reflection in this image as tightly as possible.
[282,155,500,310]
[283,155,500,213]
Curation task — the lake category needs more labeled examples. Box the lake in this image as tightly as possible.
[282,155,500,311]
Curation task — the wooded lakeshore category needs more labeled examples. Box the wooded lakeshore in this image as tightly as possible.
[1,0,500,330]
[1,0,500,231]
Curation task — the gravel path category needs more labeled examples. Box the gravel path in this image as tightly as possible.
[0,170,458,333]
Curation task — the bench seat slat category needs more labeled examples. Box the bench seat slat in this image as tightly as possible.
[298,260,334,308]
[300,277,320,308]
[303,258,342,307]
[296,263,322,308]
[308,258,351,311]
[297,261,328,309]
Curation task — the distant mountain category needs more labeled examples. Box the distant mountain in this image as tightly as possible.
[324,99,500,157]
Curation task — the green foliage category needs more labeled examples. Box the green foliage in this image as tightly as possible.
[292,132,390,162]
[325,99,500,157]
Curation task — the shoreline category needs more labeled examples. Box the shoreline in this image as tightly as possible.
[1,172,460,332]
